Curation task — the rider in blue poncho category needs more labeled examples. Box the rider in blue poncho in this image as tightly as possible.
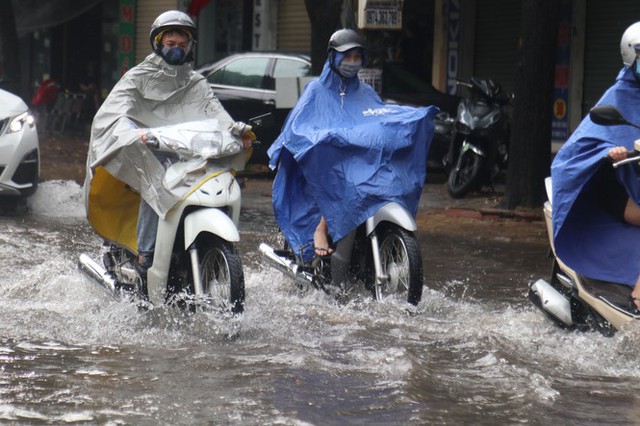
[551,22,640,309]
[268,29,438,265]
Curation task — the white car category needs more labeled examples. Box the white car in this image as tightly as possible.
[0,88,39,198]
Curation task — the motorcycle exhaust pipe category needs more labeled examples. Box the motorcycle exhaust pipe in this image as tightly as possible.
[258,243,313,286]
[529,279,573,326]
[78,253,118,295]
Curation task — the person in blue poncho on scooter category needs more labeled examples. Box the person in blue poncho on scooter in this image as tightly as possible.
[268,28,438,269]
[551,22,640,310]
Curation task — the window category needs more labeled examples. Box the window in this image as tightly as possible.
[273,59,311,79]
[265,58,312,90]
[207,57,271,89]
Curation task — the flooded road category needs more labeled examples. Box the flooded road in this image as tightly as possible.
[1,180,640,424]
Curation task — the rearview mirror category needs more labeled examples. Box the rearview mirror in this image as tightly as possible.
[589,105,631,127]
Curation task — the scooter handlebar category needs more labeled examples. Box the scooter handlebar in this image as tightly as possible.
[611,152,640,168]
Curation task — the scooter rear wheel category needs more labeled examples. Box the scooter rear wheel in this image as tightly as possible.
[198,235,245,314]
[375,226,423,305]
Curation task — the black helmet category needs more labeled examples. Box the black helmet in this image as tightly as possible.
[149,10,196,63]
[327,29,366,53]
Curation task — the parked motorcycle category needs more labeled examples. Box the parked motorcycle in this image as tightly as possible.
[529,105,640,335]
[259,200,424,305]
[79,119,257,314]
[444,77,511,198]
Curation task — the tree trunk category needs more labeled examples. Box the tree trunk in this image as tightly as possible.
[304,0,345,75]
[502,0,560,209]
[0,0,21,95]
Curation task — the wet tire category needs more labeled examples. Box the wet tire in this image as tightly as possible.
[197,235,245,314]
[447,148,482,199]
[373,226,423,305]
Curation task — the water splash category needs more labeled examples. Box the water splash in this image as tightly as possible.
[28,180,85,218]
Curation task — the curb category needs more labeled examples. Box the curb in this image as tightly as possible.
[438,207,544,222]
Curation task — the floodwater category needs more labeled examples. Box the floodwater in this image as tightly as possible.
[1,180,640,425]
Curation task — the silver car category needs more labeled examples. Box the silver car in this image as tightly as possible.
[0,88,39,198]
[196,52,312,164]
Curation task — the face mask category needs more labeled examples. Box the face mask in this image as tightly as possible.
[161,46,186,65]
[337,59,362,79]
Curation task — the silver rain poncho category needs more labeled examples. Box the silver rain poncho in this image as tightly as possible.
[85,53,249,252]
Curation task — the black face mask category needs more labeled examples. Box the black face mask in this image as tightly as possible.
[161,46,186,65]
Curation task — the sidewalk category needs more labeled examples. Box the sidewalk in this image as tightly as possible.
[418,174,543,222]
[239,171,543,222]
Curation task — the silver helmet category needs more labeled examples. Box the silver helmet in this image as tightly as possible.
[149,10,197,64]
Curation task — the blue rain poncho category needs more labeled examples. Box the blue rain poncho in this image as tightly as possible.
[551,66,640,286]
[268,59,438,263]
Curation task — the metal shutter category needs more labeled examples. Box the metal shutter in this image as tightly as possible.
[582,0,637,116]
[472,0,521,95]
[277,0,311,52]
[135,0,181,64]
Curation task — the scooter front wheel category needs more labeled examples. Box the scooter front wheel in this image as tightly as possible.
[197,235,245,314]
[447,148,482,198]
[374,226,423,305]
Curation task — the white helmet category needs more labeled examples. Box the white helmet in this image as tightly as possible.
[620,22,640,66]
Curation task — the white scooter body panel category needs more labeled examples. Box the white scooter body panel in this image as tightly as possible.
[537,176,638,332]
[184,208,240,247]
[146,171,241,304]
[365,202,417,235]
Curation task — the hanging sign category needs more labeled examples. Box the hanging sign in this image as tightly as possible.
[358,0,404,30]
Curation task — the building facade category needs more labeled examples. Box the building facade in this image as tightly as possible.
[4,0,638,143]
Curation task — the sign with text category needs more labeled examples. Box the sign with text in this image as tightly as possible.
[551,0,572,142]
[118,0,135,77]
[253,0,267,50]
[358,0,403,30]
[445,0,461,95]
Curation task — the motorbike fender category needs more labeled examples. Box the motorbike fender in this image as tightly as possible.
[461,140,486,157]
[183,208,240,249]
[365,202,417,236]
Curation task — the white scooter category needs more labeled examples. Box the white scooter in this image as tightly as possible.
[79,120,254,314]
[529,105,640,335]
[259,202,424,305]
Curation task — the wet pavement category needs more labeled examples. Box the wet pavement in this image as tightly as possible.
[0,137,588,424]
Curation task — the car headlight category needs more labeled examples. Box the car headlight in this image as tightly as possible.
[8,111,35,134]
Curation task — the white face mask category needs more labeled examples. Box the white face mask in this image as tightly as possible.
[337,59,362,79]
